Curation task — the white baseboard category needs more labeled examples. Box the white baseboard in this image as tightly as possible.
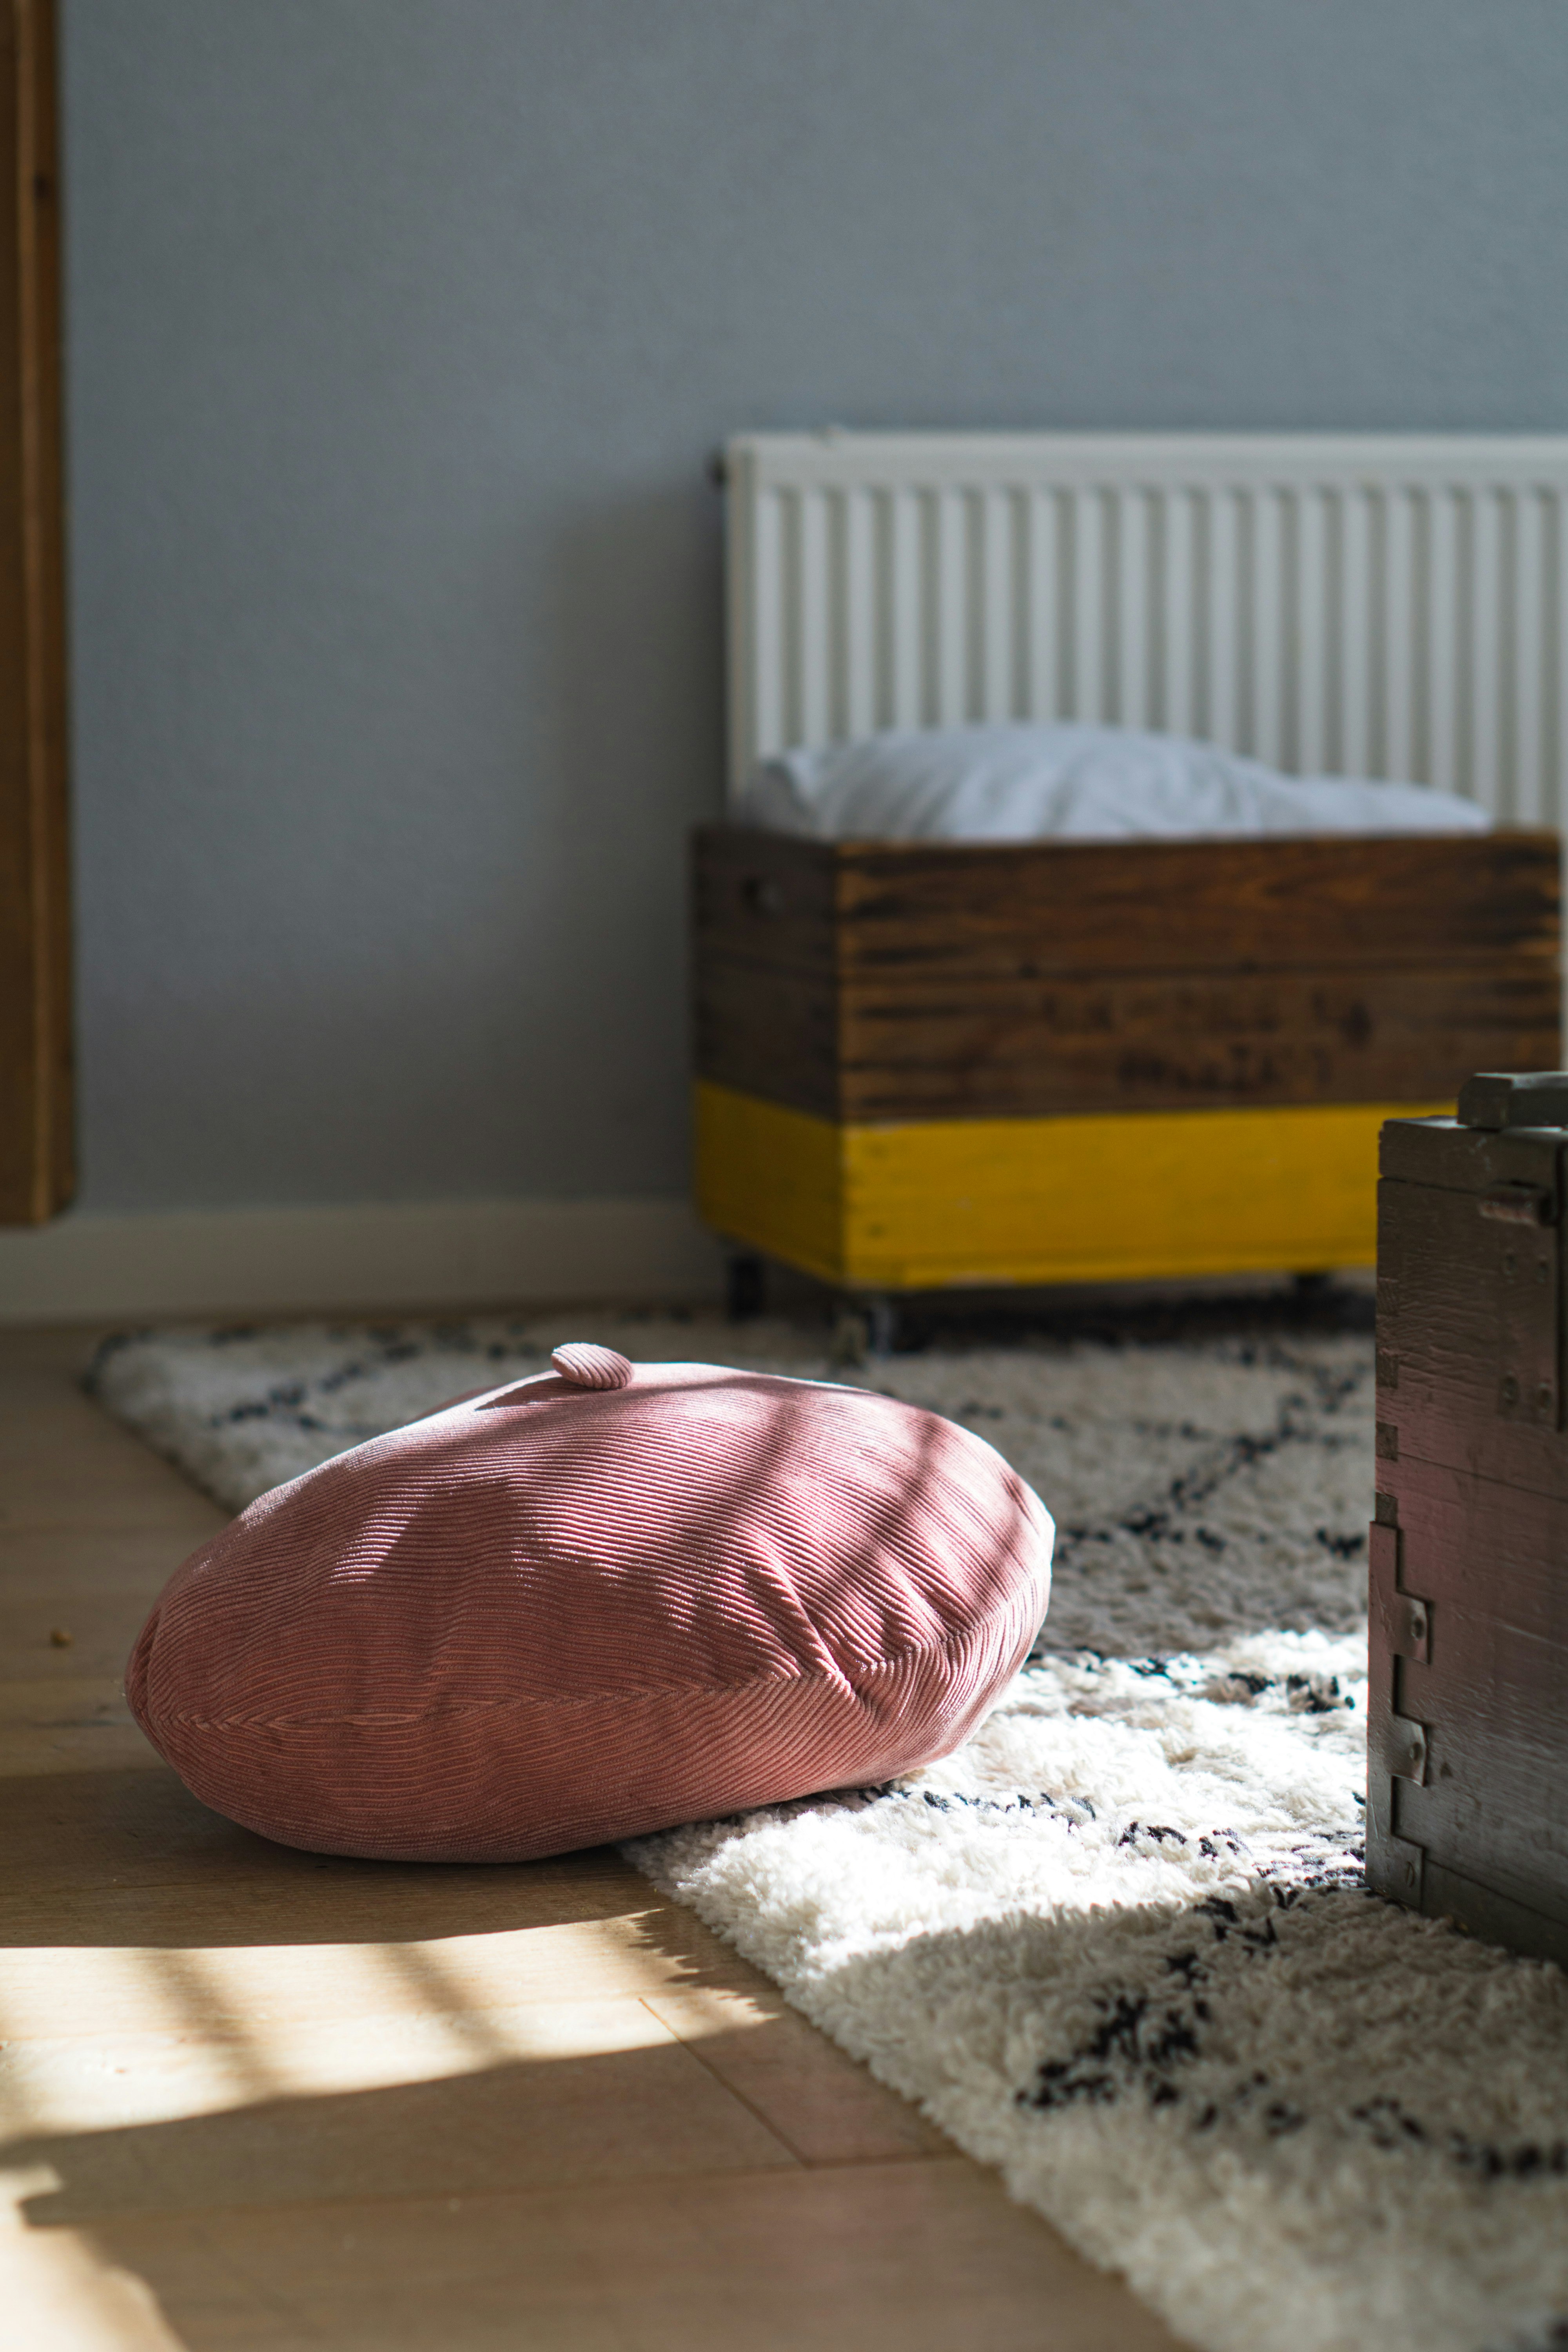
[0,1195,726,1326]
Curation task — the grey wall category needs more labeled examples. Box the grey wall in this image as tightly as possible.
[64,0,1568,1212]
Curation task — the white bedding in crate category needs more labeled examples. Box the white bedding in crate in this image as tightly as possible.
[739,723,1490,843]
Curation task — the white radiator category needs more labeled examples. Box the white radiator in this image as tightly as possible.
[724,431,1568,823]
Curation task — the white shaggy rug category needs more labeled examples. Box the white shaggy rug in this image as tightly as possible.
[92,1304,1568,2352]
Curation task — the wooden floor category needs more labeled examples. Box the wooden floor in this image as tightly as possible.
[0,1324,1181,2352]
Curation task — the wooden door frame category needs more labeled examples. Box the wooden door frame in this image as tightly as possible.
[0,0,69,1224]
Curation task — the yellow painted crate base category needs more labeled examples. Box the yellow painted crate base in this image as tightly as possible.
[695,1081,1449,1292]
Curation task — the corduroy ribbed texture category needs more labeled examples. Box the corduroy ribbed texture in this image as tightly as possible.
[126,1359,1053,1862]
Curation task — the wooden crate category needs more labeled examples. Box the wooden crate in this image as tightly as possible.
[692,825,1562,1292]
[1370,1073,1568,1965]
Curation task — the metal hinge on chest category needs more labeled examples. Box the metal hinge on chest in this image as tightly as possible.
[1369,1523,1432,1684]
[1367,1519,1432,1913]
[1377,1711,1427,1784]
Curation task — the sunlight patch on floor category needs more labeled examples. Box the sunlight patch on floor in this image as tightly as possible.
[0,1951,750,2137]
[0,2206,183,2351]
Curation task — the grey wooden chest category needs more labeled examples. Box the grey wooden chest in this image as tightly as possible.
[1369,1071,1568,1965]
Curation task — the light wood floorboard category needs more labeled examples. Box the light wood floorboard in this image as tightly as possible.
[0,1325,1182,2349]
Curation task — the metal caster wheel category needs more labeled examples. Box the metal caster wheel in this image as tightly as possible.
[829,1293,899,1365]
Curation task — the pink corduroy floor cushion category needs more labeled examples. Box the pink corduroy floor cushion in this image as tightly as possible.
[125,1345,1054,1863]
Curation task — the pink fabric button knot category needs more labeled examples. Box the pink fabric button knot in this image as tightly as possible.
[551,1342,633,1391]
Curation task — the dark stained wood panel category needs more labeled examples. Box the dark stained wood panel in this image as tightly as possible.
[0,0,69,1223]
[692,828,838,978]
[833,829,1561,980]
[694,825,1560,985]
[695,960,840,1120]
[698,955,1559,1122]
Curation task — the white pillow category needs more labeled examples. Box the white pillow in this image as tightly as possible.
[738,724,1490,842]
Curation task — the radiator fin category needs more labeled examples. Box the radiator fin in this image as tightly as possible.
[726,434,1568,822]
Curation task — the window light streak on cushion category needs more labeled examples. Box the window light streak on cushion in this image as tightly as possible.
[125,1357,1054,1864]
